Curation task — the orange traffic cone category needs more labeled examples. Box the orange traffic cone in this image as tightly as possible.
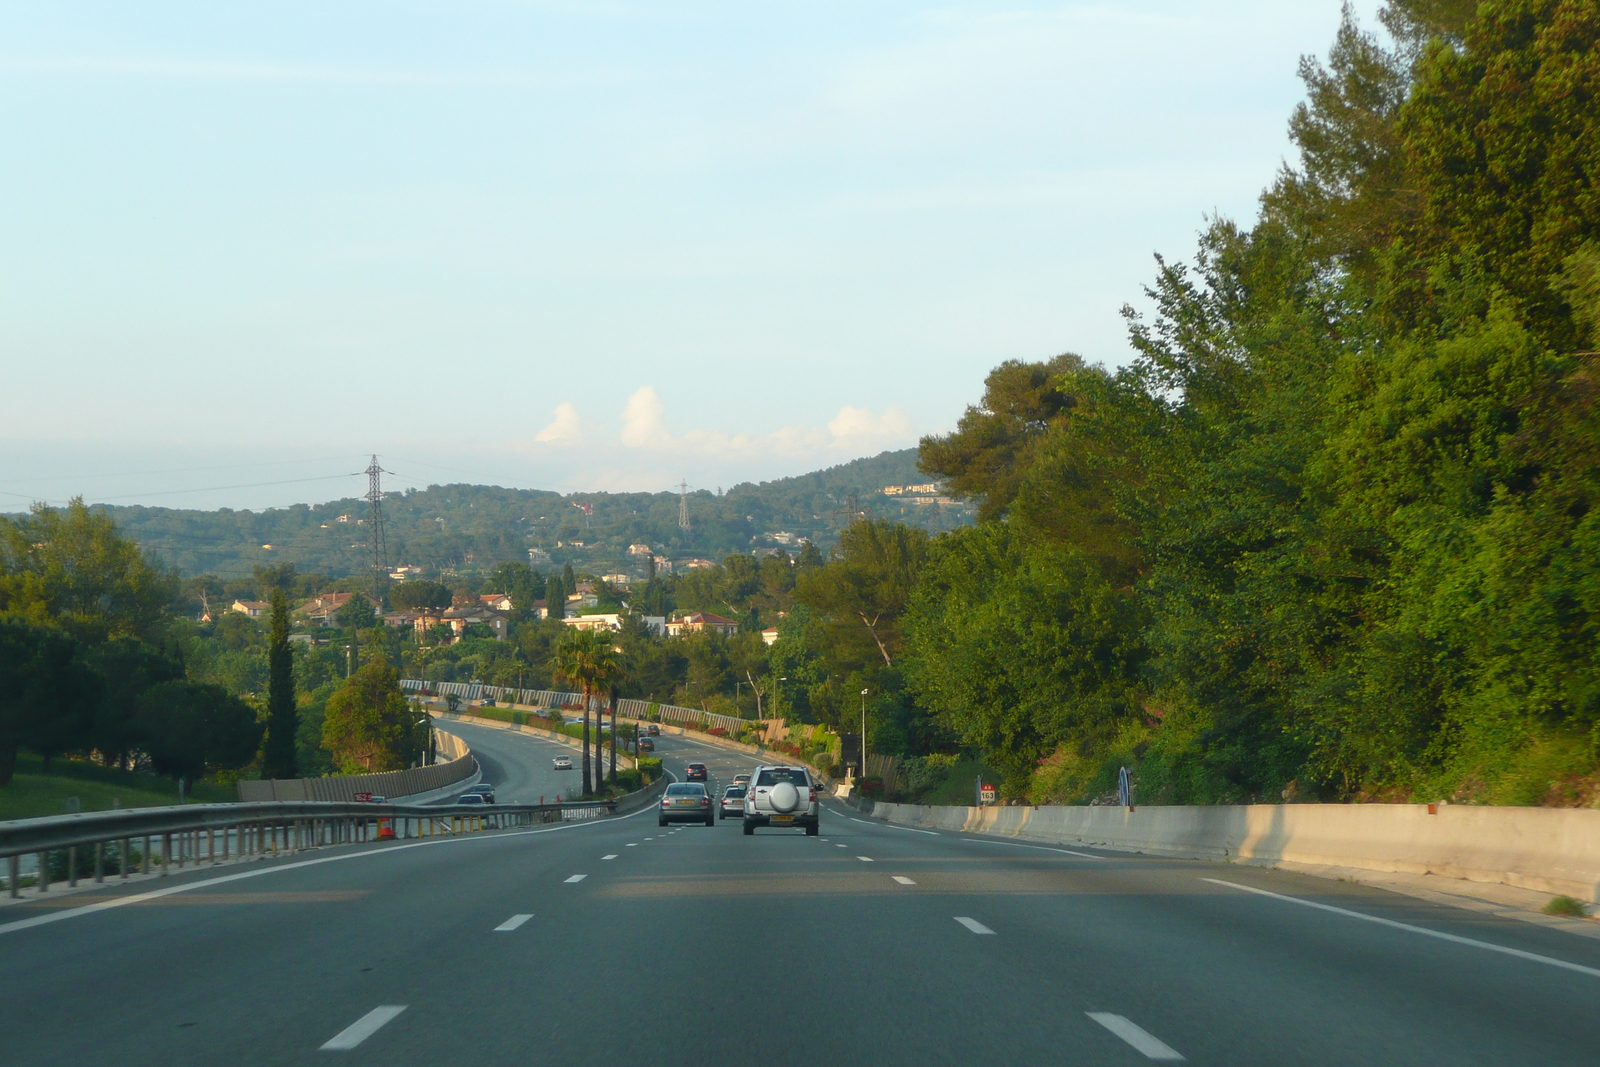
[377,818,395,840]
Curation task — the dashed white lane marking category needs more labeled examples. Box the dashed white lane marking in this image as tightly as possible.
[643,837,654,840]
[1203,878,1600,980]
[1086,1013,1184,1060]
[494,914,533,932]
[857,856,874,862]
[625,843,637,847]
[958,838,1104,859]
[892,876,916,885]
[835,844,848,848]
[602,854,618,860]
[953,916,995,935]
[320,1005,407,1050]
[817,838,829,841]
[564,874,587,883]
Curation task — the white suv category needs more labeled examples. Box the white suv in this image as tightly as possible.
[742,765,820,836]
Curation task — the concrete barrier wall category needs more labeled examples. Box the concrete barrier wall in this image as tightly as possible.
[237,728,474,803]
[857,799,1600,905]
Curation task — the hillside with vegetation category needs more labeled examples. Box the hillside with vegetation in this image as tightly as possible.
[67,448,969,583]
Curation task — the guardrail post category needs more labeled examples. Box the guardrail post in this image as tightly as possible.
[94,841,104,883]
[161,834,171,876]
[120,838,130,879]
[142,836,151,874]
[38,851,49,892]
[68,845,77,887]
[8,855,18,898]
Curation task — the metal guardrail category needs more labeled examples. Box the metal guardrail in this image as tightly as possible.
[0,798,615,900]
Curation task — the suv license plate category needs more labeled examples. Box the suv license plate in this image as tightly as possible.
[771,815,794,824]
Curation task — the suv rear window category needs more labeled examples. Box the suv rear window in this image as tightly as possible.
[666,784,705,795]
[755,768,809,787]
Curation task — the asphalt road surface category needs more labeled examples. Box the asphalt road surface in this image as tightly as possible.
[433,718,588,804]
[3,733,1599,1066]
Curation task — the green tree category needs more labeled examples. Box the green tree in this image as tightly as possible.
[390,580,452,611]
[133,680,262,786]
[322,661,415,773]
[82,636,183,771]
[336,594,378,631]
[794,519,929,669]
[0,620,97,785]
[545,574,566,620]
[261,588,298,779]
[0,499,177,644]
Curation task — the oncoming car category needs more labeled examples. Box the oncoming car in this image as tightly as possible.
[552,755,573,770]
[659,783,714,826]
[742,765,819,835]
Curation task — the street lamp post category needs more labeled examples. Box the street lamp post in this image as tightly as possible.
[860,688,870,780]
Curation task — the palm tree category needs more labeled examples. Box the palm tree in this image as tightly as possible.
[552,630,624,795]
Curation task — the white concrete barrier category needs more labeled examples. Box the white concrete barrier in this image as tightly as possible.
[860,799,1600,905]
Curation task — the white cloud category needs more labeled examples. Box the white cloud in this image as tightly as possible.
[619,386,670,448]
[612,386,916,460]
[533,401,583,443]
[827,405,913,442]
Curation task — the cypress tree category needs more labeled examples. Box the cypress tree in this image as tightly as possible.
[261,587,298,778]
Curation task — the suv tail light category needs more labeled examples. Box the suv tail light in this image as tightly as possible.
[808,788,817,802]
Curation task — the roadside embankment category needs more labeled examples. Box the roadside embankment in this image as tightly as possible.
[237,728,474,802]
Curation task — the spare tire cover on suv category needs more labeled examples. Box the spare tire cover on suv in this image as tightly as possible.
[769,781,800,813]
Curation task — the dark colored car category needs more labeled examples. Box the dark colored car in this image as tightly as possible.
[659,783,714,826]
[638,737,655,752]
[685,763,708,782]
[647,724,661,736]
[464,783,496,803]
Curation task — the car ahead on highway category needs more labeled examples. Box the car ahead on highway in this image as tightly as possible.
[731,773,751,786]
[456,792,487,805]
[719,785,746,820]
[646,724,661,735]
[659,783,714,826]
[637,737,655,752]
[743,765,819,835]
[552,755,573,770]
[463,783,496,803]
[685,763,708,782]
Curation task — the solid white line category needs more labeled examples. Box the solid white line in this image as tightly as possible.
[1203,878,1600,980]
[602,854,618,860]
[1086,1013,1184,1060]
[954,916,995,935]
[494,914,533,932]
[320,1005,407,1051]
[957,837,1105,860]
[892,876,916,885]
[857,856,874,862]
[849,817,872,824]
[564,874,587,883]
[880,823,941,836]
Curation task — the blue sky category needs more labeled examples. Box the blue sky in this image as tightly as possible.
[0,1,1382,510]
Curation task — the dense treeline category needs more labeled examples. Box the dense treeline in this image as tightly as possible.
[896,0,1600,805]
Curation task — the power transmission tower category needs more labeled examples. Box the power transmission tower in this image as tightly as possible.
[677,479,691,530]
[365,454,389,600]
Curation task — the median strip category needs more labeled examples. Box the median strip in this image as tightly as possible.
[320,1006,407,1051]
[1086,1013,1184,1060]
[494,914,533,932]
[953,916,994,934]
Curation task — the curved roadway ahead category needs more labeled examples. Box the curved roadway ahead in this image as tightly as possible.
[2,733,1598,1065]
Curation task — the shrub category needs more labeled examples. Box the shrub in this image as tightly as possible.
[1543,895,1589,918]
[857,776,885,799]
[637,757,663,783]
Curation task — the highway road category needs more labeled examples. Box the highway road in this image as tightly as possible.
[434,718,588,804]
[3,734,1599,1065]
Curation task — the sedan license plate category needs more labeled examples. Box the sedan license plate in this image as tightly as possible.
[770,815,794,824]
[675,799,695,806]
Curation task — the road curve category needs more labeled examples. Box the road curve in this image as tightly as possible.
[1,734,1597,1065]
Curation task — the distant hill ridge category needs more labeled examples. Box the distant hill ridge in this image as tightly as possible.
[72,448,971,579]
